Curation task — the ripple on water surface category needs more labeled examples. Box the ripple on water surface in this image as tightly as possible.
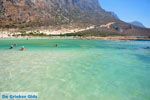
[0,39,150,100]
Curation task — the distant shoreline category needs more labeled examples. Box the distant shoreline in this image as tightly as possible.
[80,36,150,41]
[0,26,150,41]
[0,35,150,41]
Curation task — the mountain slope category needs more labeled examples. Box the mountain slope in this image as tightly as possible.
[130,21,145,28]
[0,0,115,27]
[0,0,150,36]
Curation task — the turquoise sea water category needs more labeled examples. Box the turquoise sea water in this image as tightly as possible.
[0,39,150,100]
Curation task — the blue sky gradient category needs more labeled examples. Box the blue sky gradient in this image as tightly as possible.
[100,0,150,28]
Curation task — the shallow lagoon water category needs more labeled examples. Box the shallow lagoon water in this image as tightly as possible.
[0,39,150,100]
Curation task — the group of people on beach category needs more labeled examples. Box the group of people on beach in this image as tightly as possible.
[9,44,26,51]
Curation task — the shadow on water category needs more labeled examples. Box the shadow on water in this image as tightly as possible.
[134,53,150,64]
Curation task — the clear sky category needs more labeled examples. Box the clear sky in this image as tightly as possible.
[100,0,150,28]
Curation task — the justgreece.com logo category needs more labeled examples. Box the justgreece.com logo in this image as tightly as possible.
[0,92,38,100]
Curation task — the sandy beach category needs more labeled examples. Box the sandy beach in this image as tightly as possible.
[0,28,150,40]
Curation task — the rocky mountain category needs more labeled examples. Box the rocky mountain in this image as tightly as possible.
[0,0,115,27]
[130,21,145,28]
[0,0,150,36]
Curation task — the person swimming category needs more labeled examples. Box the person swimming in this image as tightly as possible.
[55,44,58,47]
[20,46,26,51]
[9,44,17,49]
[9,45,14,49]
[144,46,150,49]
[54,44,58,47]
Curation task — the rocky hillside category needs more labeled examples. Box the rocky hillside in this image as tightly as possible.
[130,21,145,28]
[0,0,150,36]
[0,0,115,27]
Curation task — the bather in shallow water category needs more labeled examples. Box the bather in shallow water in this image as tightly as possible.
[9,45,14,49]
[20,46,26,51]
